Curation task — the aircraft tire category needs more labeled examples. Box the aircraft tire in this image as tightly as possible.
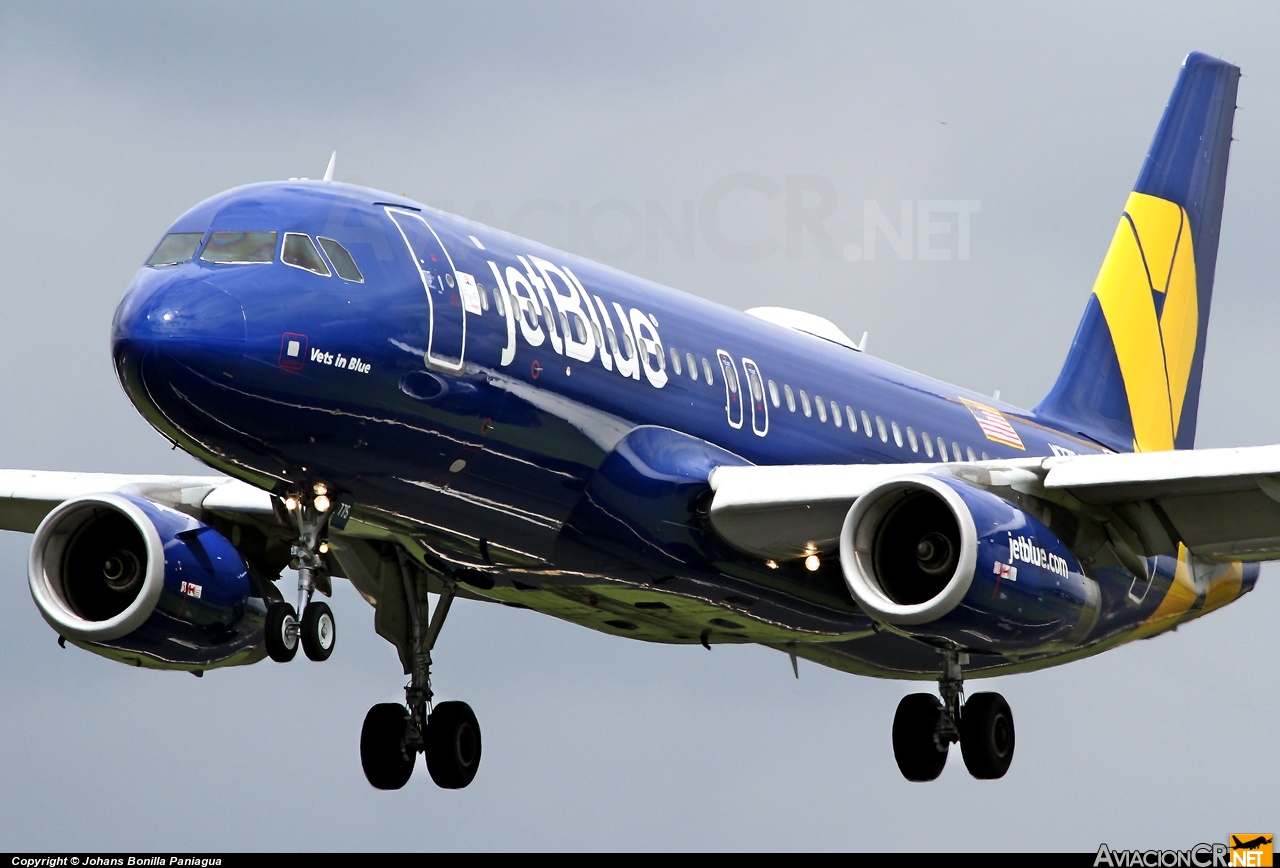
[301,601,336,661]
[960,692,1015,779]
[425,701,482,789]
[361,703,416,790]
[264,602,299,663]
[892,693,947,782]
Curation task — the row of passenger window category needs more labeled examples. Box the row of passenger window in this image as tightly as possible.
[665,339,988,461]
[146,231,364,283]
[765,375,990,461]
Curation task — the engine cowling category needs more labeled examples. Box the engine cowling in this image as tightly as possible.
[839,473,1100,654]
[28,493,267,670]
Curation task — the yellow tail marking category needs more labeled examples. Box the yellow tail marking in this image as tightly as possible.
[1133,545,1244,640]
[1133,545,1198,639]
[1092,191,1199,452]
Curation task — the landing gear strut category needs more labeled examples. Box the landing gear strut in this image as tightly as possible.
[891,650,1014,781]
[360,548,481,790]
[265,491,337,663]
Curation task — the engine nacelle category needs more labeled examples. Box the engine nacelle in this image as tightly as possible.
[840,473,1100,654]
[28,493,267,670]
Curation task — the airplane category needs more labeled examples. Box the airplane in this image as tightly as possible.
[1233,837,1274,851]
[0,50,1270,789]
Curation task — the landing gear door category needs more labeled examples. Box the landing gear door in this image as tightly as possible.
[387,209,466,373]
[742,358,768,437]
[717,349,744,430]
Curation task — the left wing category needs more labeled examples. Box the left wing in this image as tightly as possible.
[0,469,275,533]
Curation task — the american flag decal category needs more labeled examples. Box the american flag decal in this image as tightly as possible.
[961,399,1025,450]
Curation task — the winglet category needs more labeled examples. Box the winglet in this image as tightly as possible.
[323,152,337,183]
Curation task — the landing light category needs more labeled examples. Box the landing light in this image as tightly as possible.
[765,559,778,570]
[284,496,299,511]
[314,494,331,513]
[313,483,328,496]
[804,555,821,572]
[318,541,330,554]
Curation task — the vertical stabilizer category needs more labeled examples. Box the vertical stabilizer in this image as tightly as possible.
[1033,52,1238,452]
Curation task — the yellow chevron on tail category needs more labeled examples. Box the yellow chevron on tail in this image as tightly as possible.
[1091,191,1198,452]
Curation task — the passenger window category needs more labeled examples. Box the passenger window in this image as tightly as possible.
[862,410,873,437]
[800,390,812,417]
[785,385,796,412]
[832,401,842,428]
[891,421,903,447]
[688,353,698,381]
[907,426,919,452]
[876,416,888,442]
[702,358,715,384]
[477,282,489,311]
[768,379,780,408]
[493,288,506,317]
[967,446,978,461]
[846,406,857,433]
[937,437,949,461]
[952,442,963,461]
[922,433,935,457]
[318,237,364,282]
[201,230,277,263]
[670,347,682,375]
[815,395,827,422]
[982,452,990,460]
[146,232,204,266]
[283,233,331,276]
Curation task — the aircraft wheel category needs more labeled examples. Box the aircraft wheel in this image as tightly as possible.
[264,602,298,663]
[425,701,482,789]
[892,693,948,782]
[960,692,1015,779]
[301,601,336,661]
[361,703,415,790]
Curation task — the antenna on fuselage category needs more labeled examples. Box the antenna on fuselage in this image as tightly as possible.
[322,152,337,183]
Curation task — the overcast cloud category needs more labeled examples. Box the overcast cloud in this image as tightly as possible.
[1,1,1278,853]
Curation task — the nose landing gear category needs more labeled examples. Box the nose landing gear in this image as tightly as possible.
[891,651,1015,782]
[264,491,337,663]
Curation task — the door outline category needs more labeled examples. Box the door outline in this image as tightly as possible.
[386,208,466,373]
[741,357,768,437]
[717,349,744,430]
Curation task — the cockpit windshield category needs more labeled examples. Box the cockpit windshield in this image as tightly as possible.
[145,232,204,266]
[200,231,278,264]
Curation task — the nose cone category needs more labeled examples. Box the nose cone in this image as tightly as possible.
[113,274,247,351]
[112,272,248,418]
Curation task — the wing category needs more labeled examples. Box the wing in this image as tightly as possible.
[708,444,1280,563]
[0,469,276,533]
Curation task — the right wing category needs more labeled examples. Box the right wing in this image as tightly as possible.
[707,444,1280,563]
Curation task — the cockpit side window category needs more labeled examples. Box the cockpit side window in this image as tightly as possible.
[282,233,331,276]
[318,237,364,283]
[146,232,204,266]
[200,231,277,264]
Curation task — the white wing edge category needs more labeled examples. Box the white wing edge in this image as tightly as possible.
[0,469,276,534]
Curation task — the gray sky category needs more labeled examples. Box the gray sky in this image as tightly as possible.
[2,0,1278,853]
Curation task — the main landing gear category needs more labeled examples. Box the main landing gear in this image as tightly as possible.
[265,490,337,663]
[891,651,1015,782]
[360,549,481,790]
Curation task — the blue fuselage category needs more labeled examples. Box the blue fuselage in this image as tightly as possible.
[110,180,1256,679]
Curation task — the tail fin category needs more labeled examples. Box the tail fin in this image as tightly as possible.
[1033,52,1239,452]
